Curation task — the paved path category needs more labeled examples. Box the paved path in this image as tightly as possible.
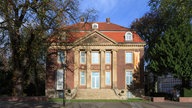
[0,101,192,108]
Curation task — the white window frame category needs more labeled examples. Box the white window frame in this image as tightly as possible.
[125,52,133,63]
[56,69,63,90]
[57,51,65,64]
[125,70,133,86]
[91,72,100,89]
[80,71,86,85]
[125,32,133,41]
[80,51,86,64]
[105,51,111,64]
[105,72,111,85]
[91,51,100,64]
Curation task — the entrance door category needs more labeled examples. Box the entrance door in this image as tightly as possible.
[91,72,100,89]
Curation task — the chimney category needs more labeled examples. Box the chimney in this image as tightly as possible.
[106,18,110,24]
[80,17,84,23]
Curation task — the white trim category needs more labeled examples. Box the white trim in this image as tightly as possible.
[91,51,100,64]
[57,51,65,64]
[80,51,86,64]
[125,70,133,88]
[105,71,111,85]
[56,69,63,90]
[91,72,100,89]
[125,52,133,64]
[80,71,86,85]
[125,32,133,41]
[105,51,111,64]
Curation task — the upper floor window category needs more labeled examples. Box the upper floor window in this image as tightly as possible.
[80,51,86,64]
[58,51,65,64]
[125,32,133,41]
[125,52,133,63]
[105,51,111,64]
[91,51,100,64]
[92,23,99,29]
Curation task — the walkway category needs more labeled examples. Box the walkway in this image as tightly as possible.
[0,101,192,108]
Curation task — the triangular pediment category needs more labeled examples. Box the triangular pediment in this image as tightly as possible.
[74,30,117,45]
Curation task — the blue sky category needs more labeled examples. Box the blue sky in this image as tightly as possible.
[80,0,150,27]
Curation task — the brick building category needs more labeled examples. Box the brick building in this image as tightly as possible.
[46,18,145,99]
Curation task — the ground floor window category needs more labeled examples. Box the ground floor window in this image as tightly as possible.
[80,71,86,85]
[127,91,133,98]
[56,69,63,90]
[91,72,100,89]
[105,72,111,85]
[126,71,133,86]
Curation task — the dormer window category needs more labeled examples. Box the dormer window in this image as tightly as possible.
[92,23,99,29]
[125,32,133,41]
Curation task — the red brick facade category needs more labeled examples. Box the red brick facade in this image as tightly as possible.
[46,19,145,98]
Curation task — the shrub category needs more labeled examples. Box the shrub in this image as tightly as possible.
[184,88,192,97]
[150,92,173,100]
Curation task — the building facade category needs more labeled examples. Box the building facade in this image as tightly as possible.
[46,18,145,99]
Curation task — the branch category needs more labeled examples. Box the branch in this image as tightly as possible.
[18,0,30,22]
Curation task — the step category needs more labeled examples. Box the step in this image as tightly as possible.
[75,89,119,99]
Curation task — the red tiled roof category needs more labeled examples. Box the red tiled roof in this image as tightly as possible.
[102,31,144,43]
[50,22,145,43]
[65,22,130,31]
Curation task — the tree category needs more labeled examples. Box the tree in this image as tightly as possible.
[131,11,165,62]
[131,0,192,92]
[148,23,192,87]
[0,0,96,96]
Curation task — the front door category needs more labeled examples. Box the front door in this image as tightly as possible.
[91,72,100,89]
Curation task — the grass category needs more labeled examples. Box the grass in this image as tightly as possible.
[49,98,148,103]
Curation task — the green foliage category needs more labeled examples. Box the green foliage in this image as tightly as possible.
[131,0,192,89]
[184,88,192,97]
[148,23,192,81]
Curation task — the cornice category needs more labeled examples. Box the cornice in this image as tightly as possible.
[50,42,145,47]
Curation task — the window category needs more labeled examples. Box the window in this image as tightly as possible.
[125,52,133,63]
[92,51,100,64]
[126,71,133,86]
[125,32,133,41]
[105,52,111,64]
[80,71,86,85]
[56,69,63,90]
[92,23,99,29]
[58,51,65,64]
[105,72,111,85]
[80,51,86,64]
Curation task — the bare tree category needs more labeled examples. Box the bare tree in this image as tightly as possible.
[0,0,96,96]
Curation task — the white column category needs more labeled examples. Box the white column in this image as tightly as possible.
[74,49,79,88]
[86,50,91,88]
[112,49,117,88]
[100,49,105,88]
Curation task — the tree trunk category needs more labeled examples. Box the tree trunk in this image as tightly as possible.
[11,36,23,96]
[12,68,23,96]
[12,54,23,96]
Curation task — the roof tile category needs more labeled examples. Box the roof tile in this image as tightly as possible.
[51,22,145,43]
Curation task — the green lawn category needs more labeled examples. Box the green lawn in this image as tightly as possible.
[49,98,148,102]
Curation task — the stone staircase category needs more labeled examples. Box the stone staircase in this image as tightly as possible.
[75,89,119,99]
